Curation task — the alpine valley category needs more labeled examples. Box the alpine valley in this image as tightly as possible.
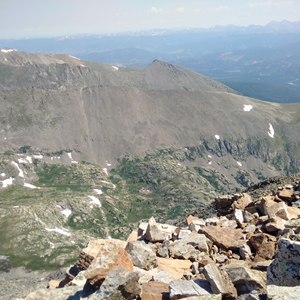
[1,47,300,273]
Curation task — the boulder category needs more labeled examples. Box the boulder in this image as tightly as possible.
[253,240,275,262]
[127,230,138,242]
[133,266,159,284]
[76,239,127,272]
[68,271,87,287]
[178,229,192,239]
[263,200,290,220]
[169,279,213,299]
[153,271,174,284]
[233,209,244,224]
[199,226,245,250]
[125,240,158,271]
[267,284,300,300]
[267,238,300,286]
[223,263,267,295]
[265,216,286,232]
[145,217,169,242]
[239,244,252,260]
[278,189,294,201]
[141,281,169,300]
[232,195,252,210]
[203,263,237,299]
[156,257,192,280]
[88,268,140,300]
[80,240,133,289]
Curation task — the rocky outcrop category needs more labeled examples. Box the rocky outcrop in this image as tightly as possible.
[21,178,300,300]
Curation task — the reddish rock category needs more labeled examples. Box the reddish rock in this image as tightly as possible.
[278,189,294,201]
[249,233,267,251]
[186,215,202,226]
[77,240,133,289]
[287,206,300,219]
[232,196,252,210]
[48,280,60,289]
[141,281,169,300]
[199,225,245,250]
[156,257,192,280]
[254,240,276,263]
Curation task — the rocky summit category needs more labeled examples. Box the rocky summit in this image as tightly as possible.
[2,175,300,299]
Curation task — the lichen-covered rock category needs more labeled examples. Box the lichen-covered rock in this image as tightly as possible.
[267,238,300,286]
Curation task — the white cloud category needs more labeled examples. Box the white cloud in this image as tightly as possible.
[175,7,185,12]
[215,6,229,11]
[193,6,229,13]
[151,7,163,13]
[248,1,293,8]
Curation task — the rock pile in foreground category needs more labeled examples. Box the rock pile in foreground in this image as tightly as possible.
[23,179,300,299]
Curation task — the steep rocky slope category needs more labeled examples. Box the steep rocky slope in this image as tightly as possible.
[1,48,300,272]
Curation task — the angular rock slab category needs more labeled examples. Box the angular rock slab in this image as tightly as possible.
[199,226,245,250]
[203,263,237,300]
[125,240,158,271]
[169,279,213,299]
[146,217,168,242]
[267,284,300,300]
[267,238,300,286]
[157,257,192,280]
[223,263,266,295]
[88,268,140,300]
[80,240,133,289]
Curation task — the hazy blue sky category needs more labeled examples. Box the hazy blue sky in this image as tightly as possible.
[0,0,299,39]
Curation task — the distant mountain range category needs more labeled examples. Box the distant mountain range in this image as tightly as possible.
[1,20,299,103]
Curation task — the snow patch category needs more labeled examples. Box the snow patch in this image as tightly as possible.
[107,236,112,239]
[5,58,7,61]
[1,49,14,53]
[49,242,55,249]
[268,123,275,138]
[2,177,14,188]
[237,161,242,167]
[208,161,212,165]
[26,156,32,163]
[71,161,78,164]
[13,206,19,208]
[24,183,39,189]
[67,152,73,160]
[88,195,101,208]
[61,209,72,218]
[1,173,5,177]
[71,241,75,244]
[177,163,181,166]
[18,158,28,164]
[33,155,43,159]
[94,189,103,194]
[56,205,62,208]
[243,105,253,112]
[208,155,212,158]
[45,227,71,236]
[11,162,24,177]
[106,161,111,166]
[103,168,108,176]
[215,135,220,140]
[112,66,118,71]
[69,55,80,60]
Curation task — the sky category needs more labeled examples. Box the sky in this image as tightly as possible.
[0,0,299,39]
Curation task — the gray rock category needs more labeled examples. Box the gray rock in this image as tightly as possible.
[205,217,220,226]
[223,263,266,295]
[267,238,300,286]
[239,244,252,260]
[253,260,273,271]
[157,246,169,258]
[125,240,158,271]
[145,217,167,242]
[203,263,237,299]
[88,268,140,300]
[234,209,244,224]
[267,284,300,300]
[68,271,87,287]
[153,271,173,284]
[244,225,256,233]
[215,254,228,264]
[169,279,213,299]
[178,229,192,239]
[243,211,254,223]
